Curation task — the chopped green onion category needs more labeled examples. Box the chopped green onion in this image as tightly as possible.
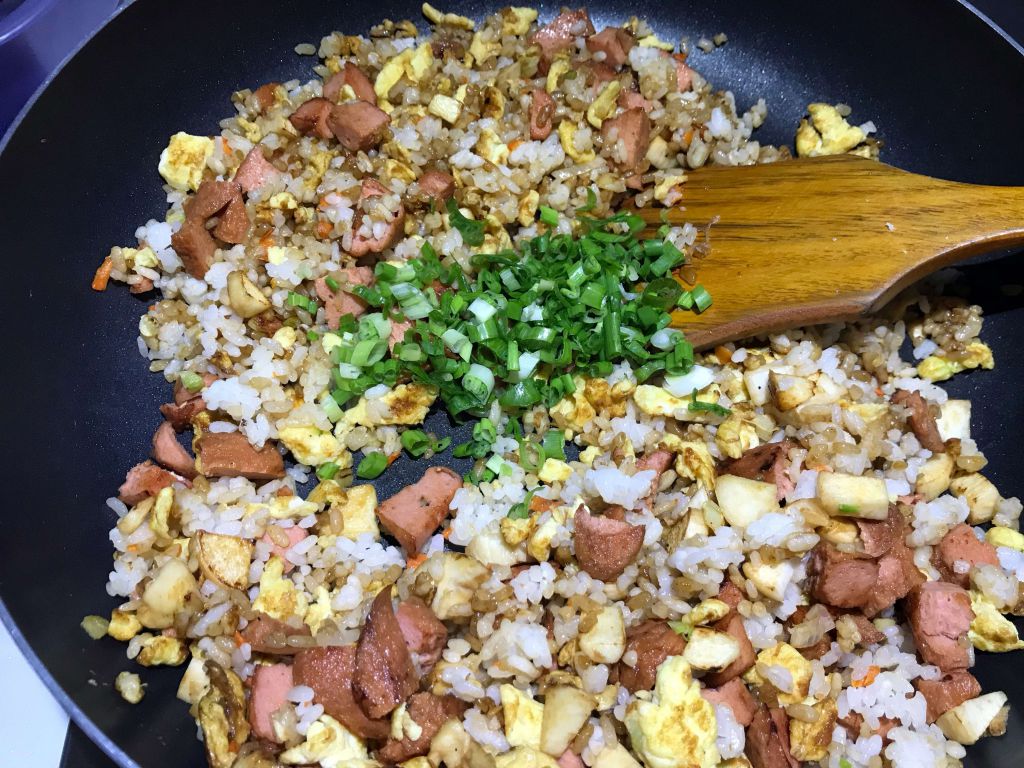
[325,276,340,292]
[356,452,389,479]
[691,284,713,313]
[463,363,495,403]
[668,620,693,638]
[286,291,319,315]
[306,330,321,342]
[518,438,545,472]
[180,371,204,392]
[539,206,559,227]
[446,197,485,246]
[468,297,497,322]
[542,430,566,461]
[508,491,534,519]
[485,453,510,476]
[677,290,695,310]
[838,503,859,515]
[441,328,472,362]
[578,187,598,212]
[316,462,341,480]
[642,277,683,310]
[688,388,731,417]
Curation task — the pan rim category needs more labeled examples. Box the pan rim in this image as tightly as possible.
[0,2,1021,767]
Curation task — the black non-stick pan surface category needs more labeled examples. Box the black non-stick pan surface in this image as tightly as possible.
[1,1,1023,765]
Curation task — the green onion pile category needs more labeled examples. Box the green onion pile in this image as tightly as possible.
[320,208,708,420]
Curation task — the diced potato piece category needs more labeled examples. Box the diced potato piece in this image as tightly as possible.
[937,691,1008,745]
[682,627,740,671]
[744,367,771,407]
[226,271,271,319]
[579,606,626,664]
[914,453,954,502]
[177,654,211,705]
[592,743,643,768]
[429,719,496,768]
[141,559,197,628]
[467,525,524,567]
[770,372,813,411]
[495,748,559,768]
[950,474,1000,524]
[742,558,795,602]
[715,474,779,529]
[987,526,1024,552]
[280,715,371,766]
[787,498,829,528]
[502,684,544,750]
[539,686,596,756]
[937,400,971,442]
[195,531,253,590]
[816,472,889,519]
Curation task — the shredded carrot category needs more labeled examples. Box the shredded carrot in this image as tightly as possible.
[91,256,114,291]
[126,544,140,553]
[852,665,881,688]
[221,137,230,153]
[406,552,428,569]
[259,232,275,248]
[233,631,245,647]
[875,387,884,396]
[316,218,333,239]
[508,139,524,152]
[529,495,557,513]
[714,345,733,365]
[387,450,402,466]
[442,528,452,540]
[672,52,689,63]
[228,740,238,753]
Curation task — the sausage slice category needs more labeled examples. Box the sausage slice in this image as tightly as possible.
[905,581,974,672]
[354,588,418,719]
[327,101,391,152]
[616,620,686,692]
[573,505,645,582]
[376,467,462,555]
[376,692,466,763]
[196,432,285,480]
[292,644,391,739]
[151,421,197,479]
[248,663,293,742]
[893,389,945,453]
[932,523,1000,588]
[117,460,189,505]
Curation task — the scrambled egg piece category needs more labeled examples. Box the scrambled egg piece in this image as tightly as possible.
[158,132,214,191]
[136,635,188,667]
[304,585,335,634]
[399,760,432,768]
[625,656,718,768]
[518,190,540,227]
[496,748,559,768]
[500,516,534,547]
[917,342,995,382]
[746,643,813,705]
[659,434,716,491]
[789,697,837,762]
[280,715,376,768]
[428,93,462,124]
[195,530,253,590]
[466,525,523,567]
[108,610,143,641]
[279,425,346,467]
[584,377,636,418]
[715,413,760,460]
[527,504,570,561]
[538,458,572,484]
[502,6,538,35]
[634,384,723,423]
[269,191,298,210]
[476,128,510,165]
[422,3,475,29]
[795,104,866,158]
[391,702,424,742]
[579,606,627,664]
[501,684,544,749]
[969,591,1024,652]
[550,377,596,433]
[587,81,622,128]
[376,44,435,102]
[579,445,602,466]
[469,30,501,64]
[253,556,308,622]
[430,553,489,620]
[557,120,596,163]
[336,484,380,540]
[115,671,145,704]
[340,383,437,429]
[987,526,1024,552]
[637,34,675,50]
[247,495,319,520]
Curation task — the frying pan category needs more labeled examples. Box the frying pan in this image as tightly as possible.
[1,1,1023,766]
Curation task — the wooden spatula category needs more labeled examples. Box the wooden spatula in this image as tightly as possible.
[643,155,1024,350]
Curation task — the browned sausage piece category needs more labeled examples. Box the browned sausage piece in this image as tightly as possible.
[573,506,645,582]
[197,432,285,480]
[117,460,189,505]
[636,449,673,505]
[349,177,406,257]
[324,62,377,105]
[354,588,419,719]
[905,581,974,671]
[807,542,879,609]
[838,711,897,742]
[862,536,925,617]
[932,523,1000,588]
[129,277,154,294]
[701,678,757,727]
[327,101,391,152]
[292,645,391,739]
[376,692,467,763]
[616,620,685,692]
[585,27,635,69]
[289,97,334,139]
[253,82,280,113]
[395,598,447,674]
[418,170,456,206]
[248,663,293,742]
[675,58,694,92]
[618,89,655,113]
[529,88,556,141]
[856,505,904,558]
[186,180,240,219]
[584,60,617,87]
[233,147,277,195]
[843,612,885,646]
[600,108,651,175]
[719,440,795,501]
[161,399,204,432]
[314,267,373,328]
[892,389,945,453]
[915,670,982,723]
[529,8,595,72]
[212,192,249,244]
[151,421,197,479]
[745,706,799,768]
[717,581,745,612]
[377,467,462,555]
[171,217,218,279]
[704,614,757,686]
[241,614,311,655]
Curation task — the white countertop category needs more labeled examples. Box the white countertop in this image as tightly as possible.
[0,621,69,767]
